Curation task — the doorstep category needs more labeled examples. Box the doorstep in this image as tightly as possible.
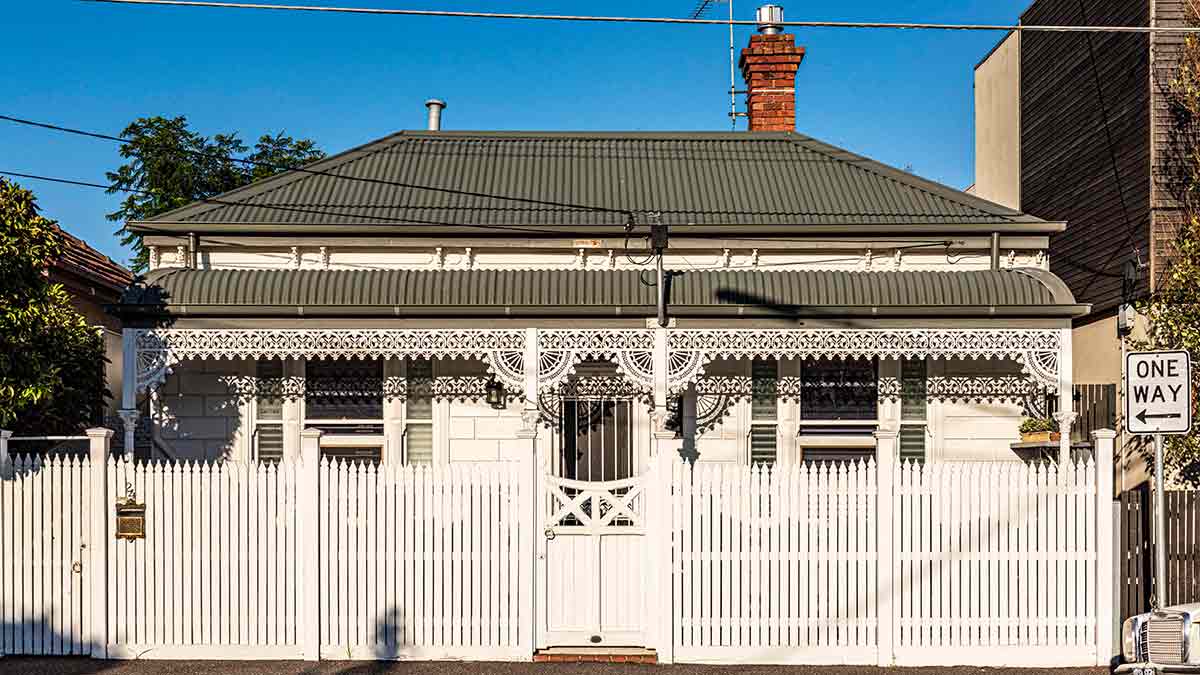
[534,647,657,664]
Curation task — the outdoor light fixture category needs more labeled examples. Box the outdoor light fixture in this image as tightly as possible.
[485,379,506,409]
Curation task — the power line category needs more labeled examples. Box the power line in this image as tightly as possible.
[0,169,608,238]
[81,0,1200,34]
[0,113,628,217]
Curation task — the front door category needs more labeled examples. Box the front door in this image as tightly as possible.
[537,397,650,647]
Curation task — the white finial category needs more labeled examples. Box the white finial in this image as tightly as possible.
[576,248,587,269]
[289,246,301,269]
[893,249,902,270]
[319,246,330,269]
[607,250,616,269]
[1006,250,1017,269]
[463,247,474,269]
[863,249,874,270]
[751,249,760,268]
[721,249,731,268]
[434,247,445,270]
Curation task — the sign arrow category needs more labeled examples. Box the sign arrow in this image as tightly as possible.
[1136,409,1183,426]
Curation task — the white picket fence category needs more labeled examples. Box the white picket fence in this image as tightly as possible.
[317,459,530,660]
[106,458,299,659]
[668,458,1107,666]
[672,460,879,663]
[0,427,1115,666]
[892,460,1100,666]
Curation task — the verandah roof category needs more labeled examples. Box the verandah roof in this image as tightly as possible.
[122,267,1088,319]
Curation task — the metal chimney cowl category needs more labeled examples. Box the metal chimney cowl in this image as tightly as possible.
[425,99,446,131]
[756,5,784,34]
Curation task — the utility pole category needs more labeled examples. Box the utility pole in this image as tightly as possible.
[650,221,670,327]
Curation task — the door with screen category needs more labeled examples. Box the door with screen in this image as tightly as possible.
[538,395,650,647]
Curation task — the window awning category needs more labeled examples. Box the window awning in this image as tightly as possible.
[119,268,1089,319]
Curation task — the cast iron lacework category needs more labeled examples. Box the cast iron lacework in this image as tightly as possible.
[683,372,1047,434]
[666,329,1063,392]
[220,374,523,403]
[133,329,526,392]
[536,376,653,428]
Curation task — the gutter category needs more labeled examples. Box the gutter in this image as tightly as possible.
[140,303,1093,319]
[128,221,1069,236]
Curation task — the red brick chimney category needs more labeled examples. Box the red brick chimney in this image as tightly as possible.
[739,5,805,132]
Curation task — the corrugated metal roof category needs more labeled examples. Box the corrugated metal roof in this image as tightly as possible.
[130,267,1085,318]
[135,131,1045,232]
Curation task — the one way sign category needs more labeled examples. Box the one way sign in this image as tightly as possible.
[1125,350,1193,435]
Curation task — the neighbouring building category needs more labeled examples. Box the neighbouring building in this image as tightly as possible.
[49,225,133,424]
[973,0,1190,489]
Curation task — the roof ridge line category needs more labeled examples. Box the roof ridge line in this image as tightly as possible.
[784,135,1024,220]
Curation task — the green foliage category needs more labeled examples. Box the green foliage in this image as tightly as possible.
[1019,417,1058,435]
[1136,6,1200,479]
[106,116,325,271]
[0,178,106,433]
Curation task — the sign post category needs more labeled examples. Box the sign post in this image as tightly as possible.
[1125,350,1193,608]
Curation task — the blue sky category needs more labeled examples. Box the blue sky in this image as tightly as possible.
[3,0,1031,265]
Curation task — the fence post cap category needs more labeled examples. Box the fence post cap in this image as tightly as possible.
[300,427,324,439]
[1091,428,1118,440]
[84,427,115,439]
[0,429,11,439]
[873,425,899,439]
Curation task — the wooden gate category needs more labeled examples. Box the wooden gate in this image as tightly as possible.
[0,455,91,655]
[537,398,651,648]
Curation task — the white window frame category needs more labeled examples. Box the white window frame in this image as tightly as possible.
[796,357,880,458]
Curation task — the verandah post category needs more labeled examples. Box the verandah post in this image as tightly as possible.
[297,428,322,660]
[1093,428,1117,666]
[85,427,113,659]
[874,425,899,666]
[650,324,679,664]
[517,327,539,658]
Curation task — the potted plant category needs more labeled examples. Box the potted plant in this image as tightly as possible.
[1019,417,1060,443]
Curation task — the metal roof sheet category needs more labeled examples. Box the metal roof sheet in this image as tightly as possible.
[134,131,1046,233]
[130,267,1085,318]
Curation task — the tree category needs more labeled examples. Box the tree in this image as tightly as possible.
[1137,1,1200,483]
[106,116,325,271]
[0,178,106,434]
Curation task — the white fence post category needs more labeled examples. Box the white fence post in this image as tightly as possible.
[297,428,322,660]
[874,426,898,667]
[85,427,113,659]
[1093,428,1116,666]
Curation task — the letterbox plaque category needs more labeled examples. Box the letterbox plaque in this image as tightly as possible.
[115,499,146,540]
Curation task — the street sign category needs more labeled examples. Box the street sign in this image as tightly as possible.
[1125,350,1193,435]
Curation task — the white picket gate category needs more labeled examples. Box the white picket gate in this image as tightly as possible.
[0,455,91,656]
[317,459,531,660]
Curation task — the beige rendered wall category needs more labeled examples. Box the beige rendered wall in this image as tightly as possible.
[1073,314,1123,384]
[974,31,1022,210]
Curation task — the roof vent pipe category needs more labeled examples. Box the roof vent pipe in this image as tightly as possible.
[425,99,446,131]
[756,5,784,34]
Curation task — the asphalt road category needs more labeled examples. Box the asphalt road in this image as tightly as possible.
[0,659,1111,675]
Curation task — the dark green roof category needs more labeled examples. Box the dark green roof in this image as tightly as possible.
[133,131,1053,235]
[126,268,1086,319]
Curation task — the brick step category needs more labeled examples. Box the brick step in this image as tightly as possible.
[534,647,657,664]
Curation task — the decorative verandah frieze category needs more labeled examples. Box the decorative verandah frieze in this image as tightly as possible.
[128,326,1067,397]
[122,325,1075,461]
